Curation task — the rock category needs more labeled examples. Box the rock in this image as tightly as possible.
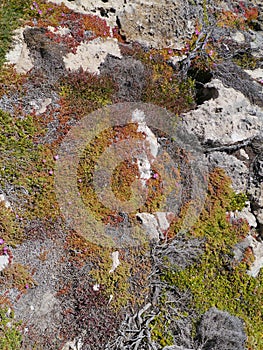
[118,0,199,49]
[93,283,100,291]
[136,212,161,241]
[208,152,249,193]
[246,235,263,278]
[239,149,249,160]
[249,30,263,57]
[63,37,121,73]
[249,154,263,236]
[182,79,263,146]
[23,27,66,79]
[244,67,263,83]
[51,0,201,49]
[0,254,10,272]
[231,31,245,44]
[50,0,126,26]
[253,154,263,180]
[233,235,252,262]
[196,307,246,350]
[109,251,120,273]
[62,337,83,350]
[131,109,159,185]
[214,62,263,108]
[235,203,257,228]
[30,98,52,115]
[5,26,34,74]
[136,212,174,241]
[0,193,11,209]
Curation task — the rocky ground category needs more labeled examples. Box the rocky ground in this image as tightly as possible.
[0,0,263,349]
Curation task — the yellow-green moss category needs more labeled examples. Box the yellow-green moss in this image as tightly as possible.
[0,306,22,350]
[0,203,24,247]
[162,168,262,349]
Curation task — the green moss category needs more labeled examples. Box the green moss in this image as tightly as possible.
[140,52,196,114]
[90,250,131,310]
[0,109,61,222]
[0,306,22,350]
[0,110,39,188]
[56,70,116,142]
[0,203,24,247]
[150,311,174,347]
[233,53,259,70]
[229,192,248,212]
[162,168,262,349]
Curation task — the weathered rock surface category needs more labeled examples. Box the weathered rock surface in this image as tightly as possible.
[50,0,125,26]
[5,26,34,74]
[50,0,203,49]
[207,151,249,193]
[182,79,263,146]
[0,255,10,272]
[63,37,121,73]
[117,0,199,49]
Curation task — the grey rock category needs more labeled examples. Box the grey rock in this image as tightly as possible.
[182,79,263,146]
[235,203,258,228]
[208,152,249,193]
[118,0,200,49]
[246,235,263,277]
[23,27,67,80]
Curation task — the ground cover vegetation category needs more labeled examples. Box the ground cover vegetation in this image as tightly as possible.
[0,1,262,349]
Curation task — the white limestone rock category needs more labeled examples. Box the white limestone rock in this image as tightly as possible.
[5,26,34,74]
[182,79,263,145]
[208,152,249,193]
[63,37,121,73]
[0,255,9,272]
[109,251,120,273]
[235,204,258,228]
[247,236,263,278]
[0,194,11,209]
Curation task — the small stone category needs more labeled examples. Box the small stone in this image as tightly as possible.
[0,255,9,272]
[231,31,245,43]
[109,251,120,273]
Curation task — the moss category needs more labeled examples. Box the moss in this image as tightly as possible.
[111,160,140,202]
[150,311,174,347]
[0,306,22,350]
[89,250,131,310]
[90,245,151,310]
[0,263,35,291]
[162,168,262,349]
[215,4,258,31]
[0,66,27,99]
[0,203,24,247]
[0,109,61,223]
[228,192,248,212]
[139,51,196,114]
[233,53,259,70]
[0,110,40,188]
